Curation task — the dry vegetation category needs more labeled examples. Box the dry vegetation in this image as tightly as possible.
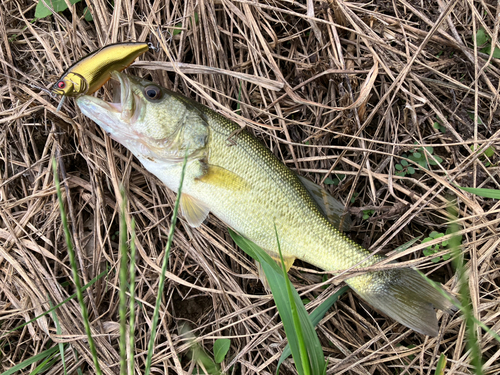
[1,0,500,374]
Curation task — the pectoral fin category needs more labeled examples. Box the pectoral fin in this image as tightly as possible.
[180,193,210,227]
[298,175,352,231]
[197,164,250,191]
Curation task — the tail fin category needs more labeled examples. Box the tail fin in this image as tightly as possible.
[348,268,458,336]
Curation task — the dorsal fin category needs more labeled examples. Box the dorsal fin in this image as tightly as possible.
[298,175,351,231]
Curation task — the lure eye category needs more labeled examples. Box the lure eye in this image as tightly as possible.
[144,85,161,101]
[57,81,66,89]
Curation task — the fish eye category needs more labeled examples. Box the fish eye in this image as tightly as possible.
[144,85,161,101]
[57,81,66,89]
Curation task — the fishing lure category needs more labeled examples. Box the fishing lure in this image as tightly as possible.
[51,42,149,98]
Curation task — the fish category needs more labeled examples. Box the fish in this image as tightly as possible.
[76,71,458,336]
[51,42,149,97]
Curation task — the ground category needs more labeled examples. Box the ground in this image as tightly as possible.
[0,0,499,374]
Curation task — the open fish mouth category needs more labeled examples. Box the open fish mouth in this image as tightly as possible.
[76,71,142,137]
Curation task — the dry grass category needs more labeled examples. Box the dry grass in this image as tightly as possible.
[1,0,500,374]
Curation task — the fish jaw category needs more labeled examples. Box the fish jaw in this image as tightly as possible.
[78,94,140,140]
[76,72,167,163]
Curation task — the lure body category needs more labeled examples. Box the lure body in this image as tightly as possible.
[52,42,149,96]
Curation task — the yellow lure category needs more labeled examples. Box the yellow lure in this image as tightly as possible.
[51,42,149,97]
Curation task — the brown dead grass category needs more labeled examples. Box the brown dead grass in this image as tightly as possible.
[1,0,500,374]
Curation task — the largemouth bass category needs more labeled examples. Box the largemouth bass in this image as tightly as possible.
[76,72,457,336]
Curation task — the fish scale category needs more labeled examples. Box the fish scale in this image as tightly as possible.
[76,71,458,336]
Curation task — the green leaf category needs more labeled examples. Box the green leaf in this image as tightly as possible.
[407,167,415,174]
[492,47,500,58]
[278,287,349,372]
[480,45,500,58]
[213,338,231,364]
[395,164,403,171]
[413,152,421,159]
[429,231,440,238]
[467,111,484,125]
[484,146,495,158]
[324,177,336,185]
[172,12,200,36]
[475,28,489,45]
[83,6,93,21]
[35,0,81,19]
[459,186,500,199]
[400,159,408,166]
[435,353,447,375]
[429,155,443,165]
[172,23,183,36]
[423,248,434,256]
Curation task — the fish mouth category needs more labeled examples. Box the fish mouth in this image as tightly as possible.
[76,71,142,137]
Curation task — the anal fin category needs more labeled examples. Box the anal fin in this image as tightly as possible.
[180,193,209,228]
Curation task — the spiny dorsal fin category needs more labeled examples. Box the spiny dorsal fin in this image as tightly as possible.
[180,193,210,228]
[298,175,352,231]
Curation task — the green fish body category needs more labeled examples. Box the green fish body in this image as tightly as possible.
[77,72,457,336]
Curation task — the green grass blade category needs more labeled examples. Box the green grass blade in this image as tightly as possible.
[28,348,60,375]
[275,226,310,375]
[394,236,422,252]
[48,296,67,375]
[118,190,128,375]
[0,345,59,375]
[435,353,447,375]
[229,230,326,375]
[129,218,137,375]
[277,286,348,370]
[448,220,484,375]
[459,187,500,199]
[52,158,102,375]
[144,153,188,375]
[73,349,84,375]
